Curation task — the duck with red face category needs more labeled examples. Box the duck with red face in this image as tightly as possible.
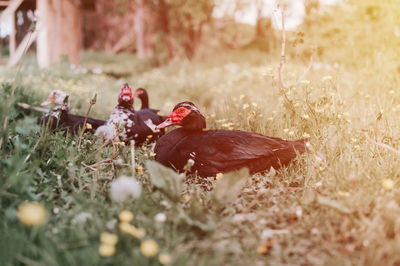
[96,83,136,142]
[96,84,165,145]
[40,90,105,134]
[155,102,308,177]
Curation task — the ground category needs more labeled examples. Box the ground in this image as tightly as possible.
[1,46,400,266]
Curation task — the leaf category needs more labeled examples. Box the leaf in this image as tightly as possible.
[211,168,249,210]
[177,207,215,232]
[145,160,182,202]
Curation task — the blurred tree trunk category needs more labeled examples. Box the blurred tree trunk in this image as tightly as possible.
[255,3,264,37]
[134,0,146,58]
[37,0,82,67]
[159,0,174,60]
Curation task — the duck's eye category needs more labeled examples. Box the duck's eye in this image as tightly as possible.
[179,108,185,113]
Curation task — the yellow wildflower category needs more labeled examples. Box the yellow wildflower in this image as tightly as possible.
[114,142,125,146]
[382,179,394,191]
[18,202,48,226]
[183,194,191,202]
[120,223,146,239]
[86,123,92,129]
[99,243,115,257]
[257,240,273,255]
[159,252,172,265]
[136,166,143,174]
[100,232,118,245]
[140,239,159,257]
[118,210,134,223]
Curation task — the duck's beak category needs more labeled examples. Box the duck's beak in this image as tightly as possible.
[156,118,176,129]
[41,96,53,106]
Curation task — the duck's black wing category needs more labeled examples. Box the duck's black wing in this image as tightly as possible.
[157,129,306,177]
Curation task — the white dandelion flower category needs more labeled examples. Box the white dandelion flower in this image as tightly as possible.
[154,213,167,223]
[110,176,141,202]
[95,125,117,141]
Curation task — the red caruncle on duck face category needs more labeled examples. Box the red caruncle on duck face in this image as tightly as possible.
[169,107,191,123]
[119,85,133,102]
[156,106,191,129]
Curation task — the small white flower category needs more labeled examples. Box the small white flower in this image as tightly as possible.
[301,114,310,120]
[110,176,141,202]
[115,159,124,165]
[95,125,117,141]
[295,207,303,218]
[106,219,118,230]
[160,200,170,208]
[92,67,102,74]
[71,212,93,225]
[154,213,167,223]
[315,181,323,188]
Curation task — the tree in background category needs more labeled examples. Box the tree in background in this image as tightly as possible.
[83,0,214,63]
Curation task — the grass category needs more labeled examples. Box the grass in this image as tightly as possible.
[1,40,400,265]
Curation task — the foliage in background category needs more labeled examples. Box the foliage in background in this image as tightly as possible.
[300,0,400,70]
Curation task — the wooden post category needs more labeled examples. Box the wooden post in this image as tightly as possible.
[57,0,82,65]
[9,11,16,58]
[36,0,82,67]
[0,0,24,24]
[37,0,56,67]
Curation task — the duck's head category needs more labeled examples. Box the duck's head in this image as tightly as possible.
[118,83,134,106]
[157,102,206,131]
[41,90,68,106]
[134,88,149,109]
[134,88,147,98]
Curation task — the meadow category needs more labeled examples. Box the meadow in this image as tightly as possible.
[2,12,400,264]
